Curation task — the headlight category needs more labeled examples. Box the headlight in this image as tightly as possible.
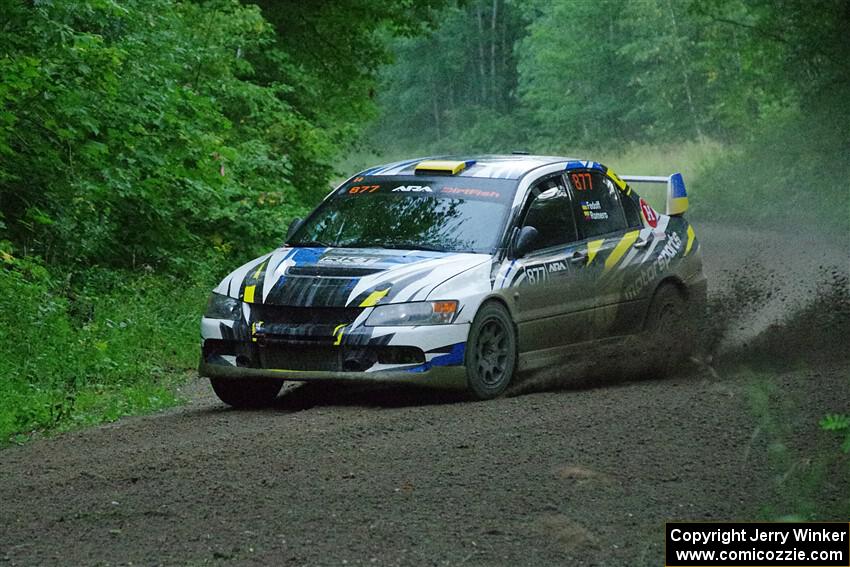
[364,301,458,327]
[204,293,242,320]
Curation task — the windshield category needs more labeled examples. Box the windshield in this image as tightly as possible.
[289,176,517,253]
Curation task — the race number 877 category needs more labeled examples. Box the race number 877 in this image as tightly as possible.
[349,185,380,194]
[570,173,593,191]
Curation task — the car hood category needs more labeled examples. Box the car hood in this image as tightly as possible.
[214,247,491,308]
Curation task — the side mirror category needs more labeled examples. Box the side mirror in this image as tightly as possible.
[513,226,539,258]
[286,217,303,241]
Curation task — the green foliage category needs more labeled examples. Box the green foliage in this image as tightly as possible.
[370,0,528,154]
[820,414,850,454]
[747,372,849,519]
[0,254,205,442]
[370,0,850,159]
[0,0,448,270]
[251,0,446,140]
[691,114,849,232]
[0,0,312,269]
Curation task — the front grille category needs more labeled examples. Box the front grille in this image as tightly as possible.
[250,304,364,325]
[260,344,343,371]
[259,344,425,372]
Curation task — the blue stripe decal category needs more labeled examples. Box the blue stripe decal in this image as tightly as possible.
[670,172,687,197]
[404,342,466,373]
[565,160,605,172]
[500,260,516,289]
[291,247,327,264]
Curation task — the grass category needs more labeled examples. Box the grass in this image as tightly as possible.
[594,139,726,183]
[0,257,209,445]
[744,368,850,520]
[6,379,184,446]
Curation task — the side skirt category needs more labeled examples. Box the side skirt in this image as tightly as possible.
[517,335,639,375]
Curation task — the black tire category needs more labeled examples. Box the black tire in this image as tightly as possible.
[210,377,283,409]
[465,302,518,400]
[644,283,693,376]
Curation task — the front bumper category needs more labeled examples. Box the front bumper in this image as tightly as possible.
[202,313,470,380]
[199,359,467,389]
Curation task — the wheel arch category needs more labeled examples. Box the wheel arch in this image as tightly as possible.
[475,294,519,330]
[641,276,688,330]
[471,294,521,360]
[655,276,689,299]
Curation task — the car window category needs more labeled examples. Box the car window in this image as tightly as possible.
[621,192,644,228]
[289,175,516,254]
[520,175,577,253]
[567,170,628,238]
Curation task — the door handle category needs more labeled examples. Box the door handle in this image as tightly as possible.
[569,251,587,264]
[633,236,652,249]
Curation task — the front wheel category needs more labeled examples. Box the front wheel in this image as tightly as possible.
[210,377,283,409]
[465,302,518,400]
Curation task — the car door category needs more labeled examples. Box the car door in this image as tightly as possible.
[565,168,646,339]
[510,174,590,352]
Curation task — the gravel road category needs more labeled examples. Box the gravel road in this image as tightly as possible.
[1,223,848,566]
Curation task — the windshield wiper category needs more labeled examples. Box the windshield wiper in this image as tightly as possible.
[289,239,333,248]
[380,242,450,253]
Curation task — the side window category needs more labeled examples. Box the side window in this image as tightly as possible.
[621,193,644,228]
[567,170,628,238]
[520,175,577,253]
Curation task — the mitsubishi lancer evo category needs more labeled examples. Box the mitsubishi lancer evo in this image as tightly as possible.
[200,155,706,407]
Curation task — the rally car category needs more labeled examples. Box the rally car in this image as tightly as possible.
[200,155,706,407]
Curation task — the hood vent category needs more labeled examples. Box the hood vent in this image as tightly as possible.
[286,265,384,278]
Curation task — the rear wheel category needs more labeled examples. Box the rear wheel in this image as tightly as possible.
[210,377,283,409]
[644,283,693,376]
[466,302,517,400]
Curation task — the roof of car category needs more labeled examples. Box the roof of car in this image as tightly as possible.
[358,155,576,180]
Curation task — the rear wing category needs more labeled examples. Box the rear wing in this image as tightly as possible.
[621,173,688,216]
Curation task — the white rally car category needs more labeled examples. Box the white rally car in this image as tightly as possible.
[200,155,705,406]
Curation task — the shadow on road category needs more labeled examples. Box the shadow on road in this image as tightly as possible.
[191,354,692,417]
[271,381,471,410]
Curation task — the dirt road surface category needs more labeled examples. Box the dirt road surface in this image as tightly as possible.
[1,224,848,566]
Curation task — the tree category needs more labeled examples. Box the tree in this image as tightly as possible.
[0,0,448,270]
[369,0,528,154]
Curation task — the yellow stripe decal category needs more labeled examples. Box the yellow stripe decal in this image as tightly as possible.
[333,323,346,346]
[669,196,689,215]
[252,261,266,280]
[604,231,640,272]
[359,288,390,307]
[243,285,256,303]
[586,239,605,265]
[685,225,695,256]
[607,168,627,191]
